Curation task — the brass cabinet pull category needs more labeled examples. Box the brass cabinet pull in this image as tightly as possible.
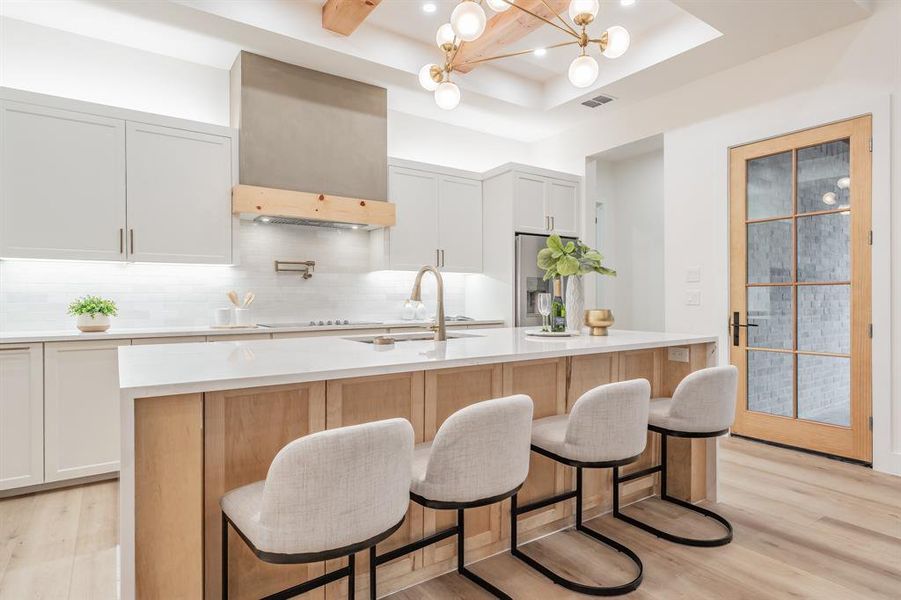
[130,229,135,254]
[435,248,440,267]
[550,216,555,231]
[119,228,124,254]
[440,249,445,267]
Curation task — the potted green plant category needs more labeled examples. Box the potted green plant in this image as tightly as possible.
[537,235,616,332]
[68,295,118,332]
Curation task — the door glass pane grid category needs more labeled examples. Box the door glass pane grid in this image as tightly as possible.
[744,138,852,425]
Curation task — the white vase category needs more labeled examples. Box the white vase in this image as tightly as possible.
[565,275,584,333]
[76,313,111,332]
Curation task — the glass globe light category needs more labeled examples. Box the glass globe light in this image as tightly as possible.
[418,64,441,91]
[434,81,461,110]
[568,54,599,88]
[435,23,456,51]
[451,1,487,42]
[485,0,511,12]
[568,0,599,25]
[602,25,630,58]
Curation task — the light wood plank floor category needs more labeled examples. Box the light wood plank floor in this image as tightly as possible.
[1,437,899,599]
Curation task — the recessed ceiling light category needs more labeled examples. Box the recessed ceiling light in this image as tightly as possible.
[620,0,636,6]
[533,47,547,57]
[422,2,437,13]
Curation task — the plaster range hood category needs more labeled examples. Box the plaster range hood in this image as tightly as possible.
[230,52,395,230]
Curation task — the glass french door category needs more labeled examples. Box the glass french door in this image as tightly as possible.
[729,116,872,462]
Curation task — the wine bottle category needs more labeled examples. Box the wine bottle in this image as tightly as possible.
[551,279,566,332]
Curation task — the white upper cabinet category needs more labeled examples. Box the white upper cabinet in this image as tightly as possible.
[126,122,233,264]
[512,171,580,238]
[0,101,126,261]
[0,344,44,491]
[386,166,440,270]
[437,175,482,272]
[0,89,235,264]
[375,163,483,273]
[546,179,579,237]
[513,173,549,234]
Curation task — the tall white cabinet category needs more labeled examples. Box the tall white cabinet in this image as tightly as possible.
[0,88,236,264]
[43,340,129,482]
[372,161,483,273]
[0,344,43,491]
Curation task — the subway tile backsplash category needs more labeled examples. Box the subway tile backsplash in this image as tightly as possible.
[0,221,472,332]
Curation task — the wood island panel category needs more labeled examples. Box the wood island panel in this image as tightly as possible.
[134,394,203,600]
[422,364,504,567]
[502,358,569,535]
[203,382,327,600]
[324,372,425,598]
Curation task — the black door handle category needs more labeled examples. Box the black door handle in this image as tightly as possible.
[730,311,758,346]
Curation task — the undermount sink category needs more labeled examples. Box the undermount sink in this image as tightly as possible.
[345,332,484,344]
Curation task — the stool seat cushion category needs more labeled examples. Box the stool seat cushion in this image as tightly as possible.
[648,366,738,433]
[410,395,533,504]
[531,379,650,464]
[221,418,413,555]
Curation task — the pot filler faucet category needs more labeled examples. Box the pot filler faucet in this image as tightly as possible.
[410,265,446,341]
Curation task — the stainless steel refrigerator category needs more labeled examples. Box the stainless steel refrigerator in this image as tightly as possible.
[515,233,577,327]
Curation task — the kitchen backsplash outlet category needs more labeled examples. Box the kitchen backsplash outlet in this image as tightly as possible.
[0,221,472,332]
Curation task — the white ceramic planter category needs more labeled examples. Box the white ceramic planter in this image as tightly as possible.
[565,275,584,333]
[76,313,111,332]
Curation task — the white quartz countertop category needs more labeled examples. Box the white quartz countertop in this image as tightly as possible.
[118,327,717,399]
[0,319,503,344]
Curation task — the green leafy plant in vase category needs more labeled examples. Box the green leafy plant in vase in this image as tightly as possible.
[537,234,616,332]
[68,295,118,332]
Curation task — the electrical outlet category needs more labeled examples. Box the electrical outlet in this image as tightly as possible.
[686,290,701,306]
[686,266,701,283]
[668,347,690,363]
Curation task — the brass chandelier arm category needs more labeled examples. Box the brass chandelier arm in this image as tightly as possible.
[534,0,580,36]
[498,0,581,38]
[455,39,580,68]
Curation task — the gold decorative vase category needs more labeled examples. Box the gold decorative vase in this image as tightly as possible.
[584,309,614,336]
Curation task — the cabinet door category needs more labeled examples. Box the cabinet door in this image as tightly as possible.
[0,101,126,260]
[547,178,579,237]
[513,173,549,234]
[388,167,439,269]
[126,122,233,263]
[0,344,43,491]
[44,340,129,482]
[437,175,482,273]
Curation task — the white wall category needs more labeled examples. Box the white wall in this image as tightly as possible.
[529,3,901,475]
[593,150,665,331]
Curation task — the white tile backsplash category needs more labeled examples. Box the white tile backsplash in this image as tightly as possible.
[0,221,474,332]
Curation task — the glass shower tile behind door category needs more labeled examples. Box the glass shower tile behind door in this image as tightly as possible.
[747,350,793,417]
[797,140,850,213]
[798,354,850,426]
[747,151,793,219]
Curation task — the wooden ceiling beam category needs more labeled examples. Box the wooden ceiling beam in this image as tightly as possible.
[322,0,383,36]
[452,0,571,73]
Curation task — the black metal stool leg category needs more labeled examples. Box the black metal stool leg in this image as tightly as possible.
[348,553,355,600]
[369,545,377,600]
[221,512,229,600]
[455,508,512,599]
[613,433,733,547]
[511,468,644,596]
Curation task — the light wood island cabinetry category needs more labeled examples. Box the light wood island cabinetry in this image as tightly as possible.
[121,331,718,599]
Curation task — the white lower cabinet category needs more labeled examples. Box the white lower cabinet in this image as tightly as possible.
[44,340,129,482]
[0,344,44,491]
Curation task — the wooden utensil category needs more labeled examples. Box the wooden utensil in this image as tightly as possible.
[227,291,240,307]
[243,292,255,308]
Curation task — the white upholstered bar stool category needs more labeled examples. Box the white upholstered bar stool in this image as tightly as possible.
[220,418,414,600]
[511,379,650,596]
[613,365,738,547]
[370,395,533,600]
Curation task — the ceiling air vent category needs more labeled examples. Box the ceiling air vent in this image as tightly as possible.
[581,94,616,108]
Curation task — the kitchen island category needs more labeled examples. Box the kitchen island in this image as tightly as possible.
[118,327,719,599]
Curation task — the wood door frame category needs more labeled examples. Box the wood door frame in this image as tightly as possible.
[729,115,872,462]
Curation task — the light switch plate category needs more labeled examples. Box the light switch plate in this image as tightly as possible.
[686,290,701,306]
[668,347,690,363]
[686,266,701,283]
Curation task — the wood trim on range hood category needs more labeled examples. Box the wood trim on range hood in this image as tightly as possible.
[232,184,396,229]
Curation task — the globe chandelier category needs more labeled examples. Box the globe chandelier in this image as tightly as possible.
[419,0,631,110]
